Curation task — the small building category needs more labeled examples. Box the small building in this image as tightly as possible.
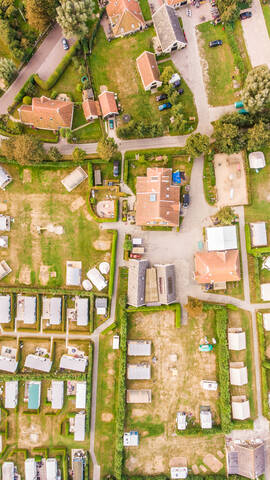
[263,313,270,331]
[0,166,12,190]
[194,250,241,284]
[76,382,87,409]
[75,297,89,326]
[16,295,36,325]
[127,363,151,380]
[128,259,149,307]
[226,438,265,478]
[73,457,84,480]
[123,431,139,446]
[106,0,145,38]
[25,459,37,480]
[206,225,238,252]
[200,406,212,429]
[42,297,62,326]
[61,167,88,192]
[166,0,192,9]
[82,98,101,121]
[136,51,162,91]
[177,412,187,430]
[2,462,15,480]
[248,151,265,170]
[5,381,18,409]
[66,261,82,287]
[170,467,188,479]
[0,236,8,248]
[0,295,11,324]
[230,362,248,386]
[152,4,187,54]
[60,355,88,373]
[126,389,152,403]
[25,354,52,373]
[155,264,176,304]
[128,340,151,356]
[0,260,12,281]
[87,268,107,291]
[249,222,267,247]
[74,412,86,442]
[0,215,11,231]
[94,169,102,186]
[261,283,270,301]
[228,328,246,351]
[51,381,64,410]
[19,96,74,131]
[46,458,57,480]
[28,382,41,410]
[95,297,108,316]
[113,335,120,349]
[0,355,18,373]
[98,91,118,119]
[231,396,250,420]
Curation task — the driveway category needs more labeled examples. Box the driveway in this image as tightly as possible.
[241,0,270,68]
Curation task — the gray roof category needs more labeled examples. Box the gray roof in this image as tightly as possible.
[60,355,88,372]
[226,441,265,478]
[95,297,108,308]
[0,166,12,190]
[0,356,18,373]
[0,236,8,248]
[0,260,12,280]
[126,389,152,403]
[74,413,85,441]
[155,264,176,304]
[128,259,149,307]
[128,340,151,356]
[42,297,62,325]
[0,295,11,324]
[152,4,187,52]
[66,261,82,286]
[127,363,151,380]
[5,381,18,409]
[51,381,64,409]
[25,354,52,372]
[75,297,89,326]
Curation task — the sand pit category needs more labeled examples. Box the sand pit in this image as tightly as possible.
[214,153,248,207]
[203,454,223,472]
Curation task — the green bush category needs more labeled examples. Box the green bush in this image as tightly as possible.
[23,96,32,105]
[203,151,216,205]
[108,230,118,299]
[85,344,93,434]
[226,25,247,84]
[8,74,35,112]
[88,162,94,187]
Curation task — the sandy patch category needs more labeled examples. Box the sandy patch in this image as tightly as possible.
[94,239,112,251]
[39,265,50,285]
[131,409,146,418]
[0,202,7,212]
[23,169,32,183]
[214,153,248,207]
[19,265,31,284]
[70,196,85,212]
[108,368,115,375]
[203,454,223,473]
[101,412,113,422]
[169,457,187,467]
[192,465,199,474]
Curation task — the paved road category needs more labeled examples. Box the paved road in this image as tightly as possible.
[241,0,270,69]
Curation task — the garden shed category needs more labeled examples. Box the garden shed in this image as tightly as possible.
[127,363,151,380]
[231,396,250,420]
[25,354,52,373]
[248,151,265,169]
[0,295,10,324]
[228,328,246,351]
[127,340,151,356]
[230,362,248,386]
[249,222,267,247]
[206,225,237,251]
[61,167,88,192]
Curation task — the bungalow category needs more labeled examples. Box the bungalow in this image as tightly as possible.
[74,412,85,441]
[194,250,241,285]
[136,51,162,91]
[46,459,57,480]
[0,166,12,190]
[42,297,62,326]
[76,381,87,409]
[19,96,74,131]
[98,91,118,119]
[82,98,101,121]
[128,340,151,356]
[60,355,88,373]
[127,363,151,380]
[0,346,18,373]
[228,329,246,351]
[106,0,145,38]
[24,354,52,373]
[206,225,238,251]
[248,151,265,170]
[152,4,187,54]
[123,431,139,446]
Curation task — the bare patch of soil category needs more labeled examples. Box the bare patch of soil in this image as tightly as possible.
[203,454,223,473]
[70,196,85,212]
[101,413,113,422]
[23,169,32,183]
[19,265,31,284]
[39,265,50,285]
[93,239,112,251]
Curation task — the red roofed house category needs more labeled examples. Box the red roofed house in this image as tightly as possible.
[106,0,145,38]
[136,51,162,91]
[136,167,180,227]
[98,91,119,119]
[82,99,101,121]
[18,96,74,131]
[194,251,241,284]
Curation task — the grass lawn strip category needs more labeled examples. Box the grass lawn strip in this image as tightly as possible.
[261,1,270,38]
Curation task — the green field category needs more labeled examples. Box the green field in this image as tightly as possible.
[245,148,270,222]
[261,2,270,38]
[70,121,102,143]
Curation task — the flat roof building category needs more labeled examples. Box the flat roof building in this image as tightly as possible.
[232,396,250,420]
[2,462,15,480]
[5,381,18,409]
[25,354,52,373]
[42,297,62,325]
[25,458,37,480]
[128,340,151,356]
[60,355,88,373]
[200,407,212,429]
[261,283,270,301]
[95,297,108,316]
[0,355,18,373]
[16,295,36,325]
[74,413,85,441]
[76,382,87,409]
[123,431,139,446]
[126,389,152,403]
[61,167,88,192]
[0,166,12,190]
[46,458,57,480]
[230,362,248,386]
[76,297,89,326]
[250,222,267,247]
[194,250,241,284]
[263,313,270,331]
[228,329,246,350]
[86,268,107,291]
[127,363,151,380]
[66,261,82,287]
[51,381,64,410]
[128,259,149,307]
[0,295,11,324]
[206,225,238,251]
[98,91,118,119]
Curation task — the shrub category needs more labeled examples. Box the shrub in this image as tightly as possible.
[23,96,32,105]
[108,230,118,299]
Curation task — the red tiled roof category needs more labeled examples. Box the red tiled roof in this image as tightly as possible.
[106,0,145,36]
[98,91,118,118]
[194,250,241,284]
[82,99,101,120]
[136,167,180,227]
[19,96,73,130]
[136,51,161,89]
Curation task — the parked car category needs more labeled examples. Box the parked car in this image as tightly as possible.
[173,80,181,88]
[209,40,222,47]
[158,102,172,111]
[240,11,252,20]
[177,88,184,95]
[113,160,119,177]
[169,73,181,84]
[62,38,69,50]
[183,193,190,208]
[156,93,168,102]
[130,253,142,259]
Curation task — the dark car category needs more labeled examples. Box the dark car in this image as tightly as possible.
[183,193,190,208]
[173,80,181,88]
[156,93,168,102]
[209,40,222,47]
[240,11,252,20]
[177,88,184,95]
[158,102,172,111]
[62,38,69,50]
[113,161,119,177]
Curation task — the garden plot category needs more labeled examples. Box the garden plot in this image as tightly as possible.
[214,153,248,207]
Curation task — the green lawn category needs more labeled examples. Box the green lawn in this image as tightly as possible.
[37,61,82,103]
[139,0,152,20]
[261,2,270,38]
[72,105,87,129]
[70,121,102,143]
[245,148,270,222]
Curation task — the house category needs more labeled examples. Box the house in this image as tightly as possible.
[60,355,88,373]
[231,396,250,420]
[0,353,18,373]
[128,259,149,307]
[228,328,246,351]
[248,151,265,169]
[51,381,64,410]
[76,382,87,409]
[136,51,162,91]
[82,98,101,121]
[2,462,15,480]
[126,389,152,403]
[66,261,82,287]
[0,214,10,231]
[19,96,74,130]
[106,0,145,38]
[98,91,119,119]
[28,381,41,409]
[5,381,18,409]
[127,363,151,380]
[261,283,270,301]
[95,297,108,315]
[128,340,151,356]
[152,4,187,54]
[123,431,139,446]
[46,458,57,480]
[25,459,37,480]
[24,354,52,373]
[249,222,267,247]
[73,457,84,480]
[74,412,86,441]
[0,295,11,324]
[200,406,212,429]
[230,362,248,386]
[226,438,265,478]
[194,250,241,284]
[0,260,12,281]
[136,168,180,227]
[263,313,270,331]
[61,167,88,192]
[155,264,176,304]
[206,225,238,251]
[42,297,62,326]
[0,166,12,190]
[16,295,36,325]
[170,467,188,479]
[87,267,107,291]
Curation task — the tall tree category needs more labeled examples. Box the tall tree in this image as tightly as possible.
[1,135,46,165]
[56,0,94,39]
[0,57,17,87]
[247,121,270,151]
[72,147,86,162]
[213,122,246,154]
[171,103,186,132]
[25,0,54,32]
[242,65,270,113]
[47,146,63,162]
[185,133,209,158]
[97,137,118,161]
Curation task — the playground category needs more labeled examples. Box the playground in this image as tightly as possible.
[214,153,248,207]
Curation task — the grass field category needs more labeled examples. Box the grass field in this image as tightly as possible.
[139,0,152,20]
[70,121,102,143]
[261,2,270,37]
[245,148,270,222]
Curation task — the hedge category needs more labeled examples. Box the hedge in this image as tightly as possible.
[127,303,181,328]
[8,74,35,113]
[88,162,94,187]
[257,313,270,419]
[123,475,249,480]
[108,230,118,299]
[176,424,221,436]
[85,343,93,434]
[226,25,248,84]
[203,151,216,205]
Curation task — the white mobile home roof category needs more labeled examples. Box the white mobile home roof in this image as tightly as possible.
[0,166,12,190]
[230,364,248,386]
[87,268,107,291]
[123,431,139,446]
[5,381,18,409]
[127,363,151,380]
[127,341,151,356]
[61,167,88,192]
[76,382,87,409]
[75,297,89,326]
[60,355,88,372]
[25,459,37,480]
[0,295,11,324]
[0,355,18,373]
[200,410,212,429]
[206,226,237,251]
[74,413,85,441]
[228,330,246,351]
[16,295,36,324]
[46,458,57,480]
[249,151,265,169]
[263,313,270,331]
[66,261,82,286]
[250,222,267,247]
[261,283,270,301]
[43,297,62,325]
[2,462,14,480]
[232,399,250,420]
[25,354,52,373]
[51,381,64,410]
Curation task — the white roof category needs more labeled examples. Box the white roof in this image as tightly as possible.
[113,335,119,349]
[0,356,18,373]
[206,225,237,251]
[76,382,87,409]
[127,363,151,380]
[0,295,11,324]
[74,413,85,441]
[0,166,12,189]
[263,313,270,331]
[123,431,139,446]
[75,297,88,326]
[5,381,18,409]
[99,262,110,274]
[66,261,82,287]
[230,365,248,386]
[261,283,270,301]
[25,354,52,373]
[177,412,187,430]
[126,389,152,403]
[249,151,265,169]
[25,459,37,480]
[232,399,250,420]
[250,222,267,247]
[2,462,14,480]
[46,458,57,480]
[0,215,10,231]
[51,381,64,409]
[87,268,107,291]
[60,355,88,372]
[228,330,246,350]
[128,340,151,356]
[61,167,88,192]
[16,295,36,324]
[82,279,92,291]
[43,297,62,325]
[171,467,188,479]
[200,410,212,429]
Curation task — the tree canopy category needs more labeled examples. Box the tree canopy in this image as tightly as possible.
[56,0,94,39]
[97,137,118,161]
[25,0,56,32]
[242,65,270,113]
[1,135,46,165]
[185,133,209,158]
[0,57,17,87]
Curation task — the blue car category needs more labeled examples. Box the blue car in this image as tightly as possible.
[158,102,172,111]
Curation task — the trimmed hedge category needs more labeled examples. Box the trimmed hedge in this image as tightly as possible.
[86,194,119,223]
[88,162,94,187]
[226,25,248,84]
[8,74,35,113]
[257,313,270,419]
[108,230,118,299]
[85,343,93,434]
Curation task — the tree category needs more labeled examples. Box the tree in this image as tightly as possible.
[72,147,86,162]
[247,121,270,151]
[97,137,118,161]
[213,122,246,154]
[220,3,238,23]
[168,90,181,105]
[214,206,236,225]
[0,57,17,87]
[242,65,270,113]
[160,66,174,84]
[171,103,186,132]
[1,135,46,165]
[123,238,133,251]
[47,146,63,162]
[184,298,203,319]
[56,0,94,39]
[26,0,56,32]
[185,133,209,158]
